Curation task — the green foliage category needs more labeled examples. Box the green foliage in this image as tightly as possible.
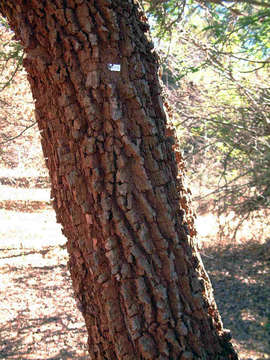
[0,16,23,92]
[146,0,270,70]
[208,5,270,57]
[143,0,187,37]
[144,0,270,227]
[0,15,9,29]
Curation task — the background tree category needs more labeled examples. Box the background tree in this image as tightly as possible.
[0,0,238,359]
[0,17,42,172]
[145,0,270,239]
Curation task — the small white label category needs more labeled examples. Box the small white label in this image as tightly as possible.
[108,63,121,72]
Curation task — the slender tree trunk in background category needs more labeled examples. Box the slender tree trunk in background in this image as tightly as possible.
[1,1,238,359]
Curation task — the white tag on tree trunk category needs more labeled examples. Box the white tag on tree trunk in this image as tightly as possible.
[108,64,121,72]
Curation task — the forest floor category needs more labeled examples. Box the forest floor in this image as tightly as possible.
[0,180,269,360]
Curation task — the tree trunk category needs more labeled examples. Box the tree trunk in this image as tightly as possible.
[1,1,238,359]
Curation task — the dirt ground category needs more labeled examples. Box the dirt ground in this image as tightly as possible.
[202,242,270,360]
[0,184,89,359]
[0,183,269,360]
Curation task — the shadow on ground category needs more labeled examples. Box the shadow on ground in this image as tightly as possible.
[202,240,270,359]
[0,246,89,360]
[1,226,269,359]
[0,312,87,360]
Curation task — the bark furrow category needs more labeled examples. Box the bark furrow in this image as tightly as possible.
[0,0,238,359]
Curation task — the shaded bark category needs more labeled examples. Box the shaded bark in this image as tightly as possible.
[0,1,238,359]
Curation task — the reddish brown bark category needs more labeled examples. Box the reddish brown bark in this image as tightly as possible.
[1,1,238,359]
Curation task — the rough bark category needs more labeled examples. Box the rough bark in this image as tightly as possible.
[1,1,238,359]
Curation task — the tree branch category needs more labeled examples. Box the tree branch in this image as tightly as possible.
[0,121,37,145]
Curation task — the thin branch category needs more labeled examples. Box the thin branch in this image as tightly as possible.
[0,121,37,145]
[0,53,23,92]
[219,0,270,8]
[221,52,270,65]
[196,170,252,200]
[205,0,270,8]
[156,0,186,37]
[239,63,267,73]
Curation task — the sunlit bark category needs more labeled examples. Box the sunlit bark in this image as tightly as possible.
[0,1,238,359]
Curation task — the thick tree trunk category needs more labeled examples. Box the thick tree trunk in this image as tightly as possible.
[1,1,238,359]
